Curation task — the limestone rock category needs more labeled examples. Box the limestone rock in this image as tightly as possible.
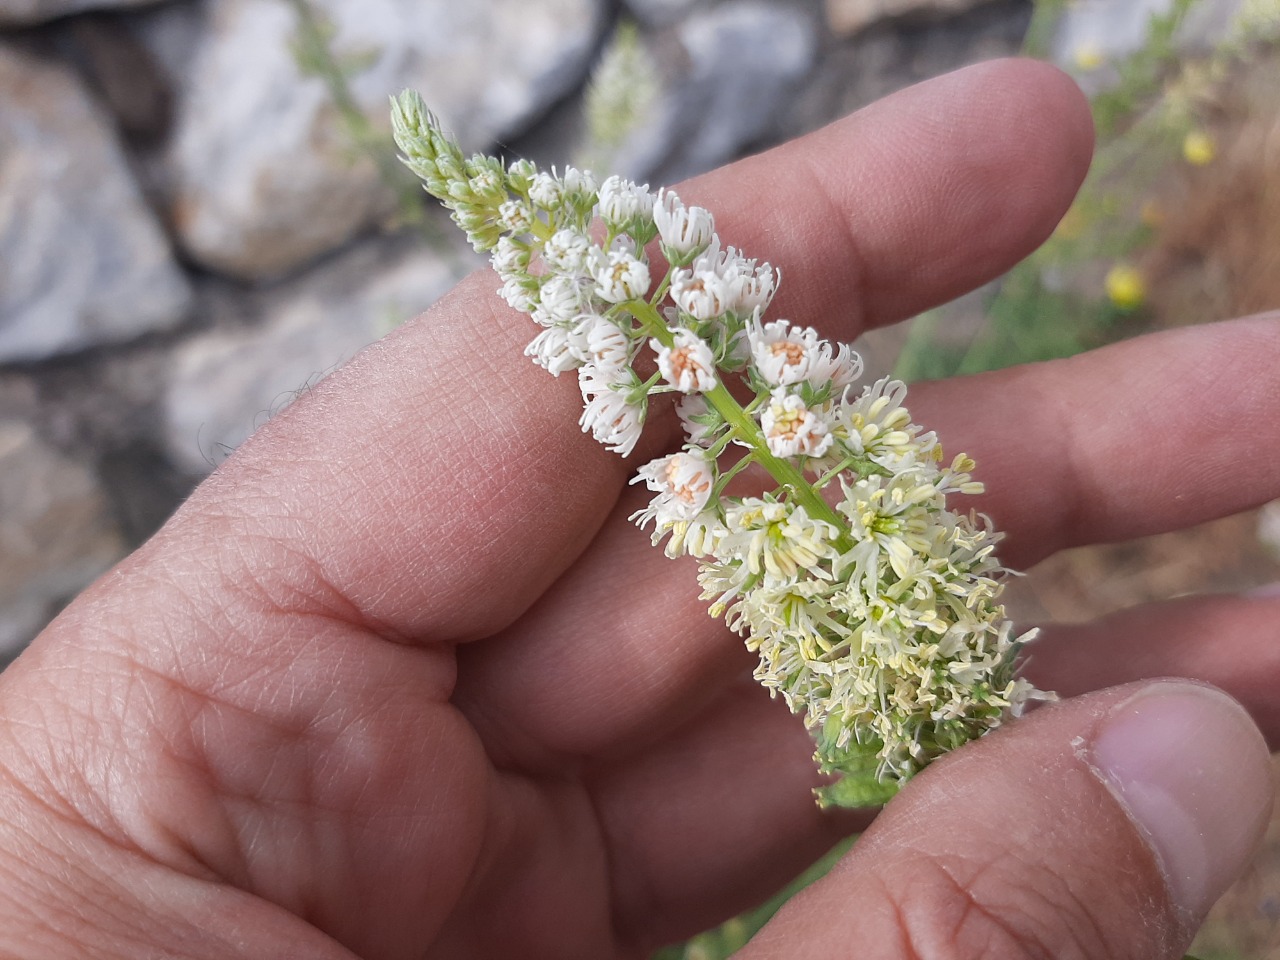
[63,12,175,145]
[0,0,160,28]
[670,2,817,177]
[621,0,705,27]
[0,42,191,362]
[775,0,1031,142]
[121,0,205,91]
[163,236,478,474]
[165,0,607,281]
[824,0,998,37]
[605,1,818,184]
[0,421,125,659]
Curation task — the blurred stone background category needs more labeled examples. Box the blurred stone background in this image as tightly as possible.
[0,0,1040,656]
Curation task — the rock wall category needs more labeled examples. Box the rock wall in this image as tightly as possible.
[0,0,1034,660]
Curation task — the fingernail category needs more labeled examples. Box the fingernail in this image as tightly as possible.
[1088,682,1274,919]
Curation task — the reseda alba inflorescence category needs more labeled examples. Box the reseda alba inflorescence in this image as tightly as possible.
[390,90,1048,806]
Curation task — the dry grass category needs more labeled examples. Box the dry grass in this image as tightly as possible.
[1146,51,1280,326]
[1015,44,1280,959]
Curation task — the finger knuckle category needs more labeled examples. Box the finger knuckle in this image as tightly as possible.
[877,852,1127,960]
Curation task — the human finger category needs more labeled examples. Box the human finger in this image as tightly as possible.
[686,57,1094,335]
[909,312,1280,570]
[587,677,870,950]
[732,680,1273,960]
[1023,592,1280,746]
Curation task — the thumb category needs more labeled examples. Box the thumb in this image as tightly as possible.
[738,680,1274,959]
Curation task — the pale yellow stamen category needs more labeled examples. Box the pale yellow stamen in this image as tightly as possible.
[770,340,805,368]
[669,347,707,383]
[665,458,710,506]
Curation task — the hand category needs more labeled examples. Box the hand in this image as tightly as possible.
[0,59,1274,960]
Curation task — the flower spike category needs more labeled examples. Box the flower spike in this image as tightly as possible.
[391,90,1050,806]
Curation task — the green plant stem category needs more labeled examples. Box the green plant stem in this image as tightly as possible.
[1022,0,1068,58]
[709,452,756,501]
[289,0,456,255]
[288,0,402,186]
[704,383,851,544]
[649,270,673,307]
[622,297,855,551]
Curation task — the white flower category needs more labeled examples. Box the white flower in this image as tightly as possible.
[525,327,580,375]
[834,473,942,585]
[761,389,834,459]
[677,242,775,315]
[577,363,622,396]
[751,320,817,385]
[834,377,935,468]
[675,394,719,446]
[491,236,530,278]
[467,169,504,203]
[655,329,718,393]
[663,513,725,559]
[532,275,589,327]
[632,451,715,525]
[528,172,563,208]
[690,237,730,274]
[593,249,651,303]
[1006,674,1054,717]
[698,557,757,616]
[570,314,631,372]
[718,499,838,582]
[500,276,535,312]
[561,167,598,204]
[654,189,715,259]
[597,174,654,226]
[725,259,779,315]
[670,268,730,321]
[578,384,644,456]
[543,229,592,275]
[498,199,534,233]
[750,320,863,390]
[508,158,537,181]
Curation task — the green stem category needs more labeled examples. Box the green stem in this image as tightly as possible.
[623,297,854,551]
[813,456,862,490]
[709,451,756,502]
[623,297,675,346]
[289,0,461,258]
[706,425,739,460]
[649,269,673,308]
[288,0,381,161]
[530,218,554,243]
[704,383,850,545]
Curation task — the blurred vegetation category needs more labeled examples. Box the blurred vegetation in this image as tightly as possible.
[577,21,662,173]
[287,2,660,235]
[288,2,658,238]
[286,0,447,245]
[895,0,1280,384]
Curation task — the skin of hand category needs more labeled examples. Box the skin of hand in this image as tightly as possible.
[0,59,1275,960]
